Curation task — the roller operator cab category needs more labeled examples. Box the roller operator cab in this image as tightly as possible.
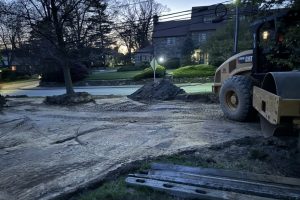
[213,10,300,137]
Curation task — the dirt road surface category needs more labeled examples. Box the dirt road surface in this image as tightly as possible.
[0,97,261,200]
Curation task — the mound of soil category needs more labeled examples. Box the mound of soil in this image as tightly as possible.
[128,79,185,101]
[45,92,94,105]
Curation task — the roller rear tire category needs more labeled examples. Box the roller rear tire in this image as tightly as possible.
[219,75,254,122]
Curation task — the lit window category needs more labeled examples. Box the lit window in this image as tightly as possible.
[262,31,269,40]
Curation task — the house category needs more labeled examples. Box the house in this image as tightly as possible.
[0,54,38,75]
[134,45,153,66]
[134,4,257,66]
[152,5,226,65]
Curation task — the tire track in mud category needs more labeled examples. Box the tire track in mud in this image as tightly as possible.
[0,116,52,149]
[0,118,26,125]
[51,125,124,145]
[0,117,29,138]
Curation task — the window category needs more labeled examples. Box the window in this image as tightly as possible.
[201,33,207,41]
[203,15,214,23]
[167,37,176,46]
[143,55,148,61]
[199,33,207,42]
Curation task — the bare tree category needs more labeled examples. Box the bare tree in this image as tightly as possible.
[112,0,167,61]
[0,3,25,67]
[0,0,113,94]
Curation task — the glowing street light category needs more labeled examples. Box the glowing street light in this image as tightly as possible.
[158,56,165,63]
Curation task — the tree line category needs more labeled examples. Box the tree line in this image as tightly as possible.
[0,0,166,94]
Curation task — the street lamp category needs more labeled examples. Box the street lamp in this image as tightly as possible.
[158,56,164,64]
[234,0,240,54]
[150,56,165,82]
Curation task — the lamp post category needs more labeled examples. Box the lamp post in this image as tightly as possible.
[150,56,165,82]
[234,0,240,54]
[150,58,158,82]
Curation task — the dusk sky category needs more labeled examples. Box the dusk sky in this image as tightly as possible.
[157,0,231,13]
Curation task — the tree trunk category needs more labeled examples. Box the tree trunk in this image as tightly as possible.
[62,64,75,95]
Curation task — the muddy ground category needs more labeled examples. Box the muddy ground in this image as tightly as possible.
[0,97,290,200]
[74,136,300,200]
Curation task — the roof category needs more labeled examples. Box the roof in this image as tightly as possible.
[152,20,190,38]
[190,6,225,31]
[153,6,225,38]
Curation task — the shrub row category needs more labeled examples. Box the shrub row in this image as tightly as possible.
[172,64,216,78]
[41,63,88,83]
[164,58,180,69]
[117,62,150,72]
[0,68,31,81]
[133,65,166,81]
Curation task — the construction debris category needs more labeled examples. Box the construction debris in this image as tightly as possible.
[126,163,300,200]
[44,92,94,105]
[128,79,185,101]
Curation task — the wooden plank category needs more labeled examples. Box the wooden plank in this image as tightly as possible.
[148,170,300,190]
[126,176,274,200]
[130,173,300,200]
[151,169,300,193]
[151,163,300,188]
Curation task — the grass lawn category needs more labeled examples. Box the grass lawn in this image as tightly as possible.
[76,154,214,200]
[180,83,213,93]
[86,71,142,80]
[166,69,176,75]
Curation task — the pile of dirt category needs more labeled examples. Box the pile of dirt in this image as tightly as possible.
[128,79,185,101]
[0,94,6,110]
[44,92,94,105]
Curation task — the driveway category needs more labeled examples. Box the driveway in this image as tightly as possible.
[0,97,261,200]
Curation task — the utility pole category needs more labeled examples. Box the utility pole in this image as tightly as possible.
[234,0,240,54]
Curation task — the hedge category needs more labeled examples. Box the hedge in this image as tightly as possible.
[117,62,150,72]
[133,65,166,81]
[172,64,216,78]
[41,63,88,83]
[0,68,31,81]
